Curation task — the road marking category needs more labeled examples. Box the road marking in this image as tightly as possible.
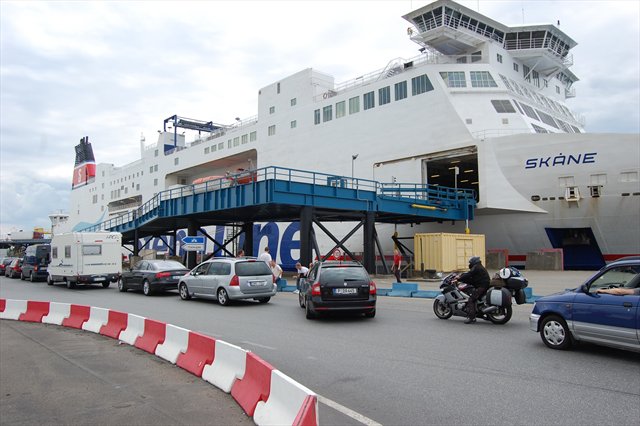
[240,340,276,350]
[317,395,383,426]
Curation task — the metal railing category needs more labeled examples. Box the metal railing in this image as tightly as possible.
[79,166,475,233]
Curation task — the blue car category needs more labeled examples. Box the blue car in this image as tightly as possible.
[530,257,640,352]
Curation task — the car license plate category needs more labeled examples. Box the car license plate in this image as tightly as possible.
[95,277,106,281]
[334,288,358,295]
[249,281,265,287]
[173,275,183,279]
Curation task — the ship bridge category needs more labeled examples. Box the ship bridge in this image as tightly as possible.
[404,0,577,77]
[80,166,476,273]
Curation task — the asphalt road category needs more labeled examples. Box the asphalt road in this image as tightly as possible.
[1,274,639,425]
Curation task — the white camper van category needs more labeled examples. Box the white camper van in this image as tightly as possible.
[47,232,122,288]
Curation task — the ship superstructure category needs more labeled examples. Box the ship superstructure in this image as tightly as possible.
[65,0,639,269]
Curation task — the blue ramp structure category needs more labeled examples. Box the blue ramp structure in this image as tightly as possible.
[81,166,476,272]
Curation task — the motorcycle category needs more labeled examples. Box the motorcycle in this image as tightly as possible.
[432,267,528,325]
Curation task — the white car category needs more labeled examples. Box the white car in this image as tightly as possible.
[178,258,276,305]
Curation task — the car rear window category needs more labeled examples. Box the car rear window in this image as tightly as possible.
[151,260,186,270]
[320,266,369,283]
[235,261,272,276]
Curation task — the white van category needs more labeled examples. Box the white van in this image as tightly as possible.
[47,232,122,289]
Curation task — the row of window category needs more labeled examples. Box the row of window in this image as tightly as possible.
[314,74,434,124]
[51,245,102,259]
[499,74,575,121]
[440,71,498,88]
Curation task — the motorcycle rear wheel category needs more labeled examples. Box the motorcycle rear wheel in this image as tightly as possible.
[433,299,453,319]
[486,305,512,324]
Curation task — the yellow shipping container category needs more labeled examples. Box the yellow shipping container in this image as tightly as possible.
[414,233,485,273]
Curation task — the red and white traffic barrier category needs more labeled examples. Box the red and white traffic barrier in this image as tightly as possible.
[0,298,318,426]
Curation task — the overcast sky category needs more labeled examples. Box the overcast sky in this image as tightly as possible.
[1,0,639,238]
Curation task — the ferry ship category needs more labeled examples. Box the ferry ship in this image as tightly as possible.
[63,0,640,270]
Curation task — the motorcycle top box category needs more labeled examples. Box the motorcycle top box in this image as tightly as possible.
[504,276,528,290]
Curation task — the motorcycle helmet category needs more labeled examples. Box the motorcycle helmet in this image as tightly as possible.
[468,256,481,268]
[498,267,512,280]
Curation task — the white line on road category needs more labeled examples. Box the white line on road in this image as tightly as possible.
[317,395,383,426]
[240,340,277,350]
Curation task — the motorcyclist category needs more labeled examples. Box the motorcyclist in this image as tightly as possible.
[456,256,490,324]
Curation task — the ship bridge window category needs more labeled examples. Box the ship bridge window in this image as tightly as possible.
[470,71,497,87]
[348,96,360,114]
[363,91,375,110]
[440,72,466,88]
[412,74,434,95]
[499,74,514,91]
[520,103,540,121]
[471,51,482,63]
[531,124,548,133]
[556,120,573,133]
[336,101,346,118]
[379,86,391,105]
[395,81,407,100]
[513,100,524,114]
[242,134,248,144]
[250,131,257,142]
[491,100,516,113]
[535,109,559,129]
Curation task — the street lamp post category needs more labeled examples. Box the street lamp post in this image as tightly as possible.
[351,154,359,180]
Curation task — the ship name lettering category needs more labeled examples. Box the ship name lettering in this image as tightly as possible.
[525,152,598,169]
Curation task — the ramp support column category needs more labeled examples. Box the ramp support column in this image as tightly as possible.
[363,212,376,274]
[242,222,254,257]
[300,207,313,267]
[187,220,198,269]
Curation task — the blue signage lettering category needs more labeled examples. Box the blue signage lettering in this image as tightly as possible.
[279,222,301,269]
[525,152,597,169]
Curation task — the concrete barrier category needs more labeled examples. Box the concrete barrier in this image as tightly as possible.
[231,352,274,416]
[42,302,71,325]
[176,331,216,377]
[387,283,418,297]
[0,299,27,320]
[119,313,146,345]
[155,323,190,364]
[99,310,129,339]
[62,305,91,329]
[82,307,110,333]
[134,319,166,354]
[19,301,50,322]
[254,370,317,426]
[202,340,248,392]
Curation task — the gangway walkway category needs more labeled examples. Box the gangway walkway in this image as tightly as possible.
[80,166,476,272]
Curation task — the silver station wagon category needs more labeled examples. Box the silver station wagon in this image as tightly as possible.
[178,258,276,305]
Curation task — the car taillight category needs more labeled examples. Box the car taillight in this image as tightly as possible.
[369,281,377,295]
[311,282,321,296]
[230,275,240,286]
[155,272,171,279]
[34,265,39,272]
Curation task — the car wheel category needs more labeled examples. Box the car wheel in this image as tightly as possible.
[257,297,270,304]
[305,298,316,319]
[217,288,230,306]
[30,272,35,282]
[118,278,127,292]
[179,283,191,300]
[432,299,453,319]
[298,291,305,308]
[364,309,376,318]
[66,279,75,289]
[102,281,110,288]
[486,305,512,324]
[540,315,573,350]
[20,272,25,280]
[142,280,152,296]
[47,275,53,286]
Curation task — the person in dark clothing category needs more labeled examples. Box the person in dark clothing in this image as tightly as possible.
[456,256,490,324]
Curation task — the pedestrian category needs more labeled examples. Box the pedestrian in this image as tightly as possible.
[258,246,272,263]
[270,260,284,291]
[294,262,309,293]
[391,248,402,283]
[236,249,245,258]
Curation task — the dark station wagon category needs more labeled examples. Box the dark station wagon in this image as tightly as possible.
[299,261,377,319]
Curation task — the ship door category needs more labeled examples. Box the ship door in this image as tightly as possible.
[545,228,605,270]
[421,146,479,202]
